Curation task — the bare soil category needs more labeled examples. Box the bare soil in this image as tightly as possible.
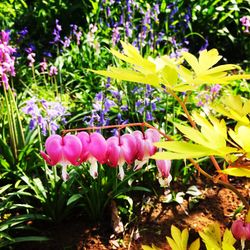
[17,177,249,250]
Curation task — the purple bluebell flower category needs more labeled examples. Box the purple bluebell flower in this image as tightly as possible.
[62,36,71,48]
[104,99,116,113]
[51,19,62,44]
[146,111,153,121]
[43,51,52,57]
[106,77,111,88]
[109,90,121,100]
[17,27,28,41]
[95,91,103,101]
[151,102,157,111]
[200,39,209,51]
[112,25,120,45]
[22,97,69,135]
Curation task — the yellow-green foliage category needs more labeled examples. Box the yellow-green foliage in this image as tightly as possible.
[199,222,236,250]
[142,225,200,250]
[92,41,250,92]
[92,42,250,178]
[142,223,237,250]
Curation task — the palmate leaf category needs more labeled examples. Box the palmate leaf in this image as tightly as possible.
[166,225,200,250]
[153,112,237,160]
[180,49,250,86]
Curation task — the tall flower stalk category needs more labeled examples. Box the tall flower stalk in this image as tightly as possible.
[1,30,24,162]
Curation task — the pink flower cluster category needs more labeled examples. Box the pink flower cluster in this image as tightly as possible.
[40,128,171,184]
[0,30,16,88]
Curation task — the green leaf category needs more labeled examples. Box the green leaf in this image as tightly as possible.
[67,194,82,206]
[0,184,12,195]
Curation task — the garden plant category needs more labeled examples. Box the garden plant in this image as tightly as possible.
[0,0,250,249]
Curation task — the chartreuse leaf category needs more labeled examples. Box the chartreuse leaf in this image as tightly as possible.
[110,41,156,75]
[166,225,200,250]
[229,125,250,154]
[153,141,218,160]
[222,229,236,250]
[189,238,200,250]
[220,167,250,177]
[199,222,236,250]
[180,49,249,86]
[212,95,250,125]
[90,67,160,87]
[199,223,221,250]
[171,225,183,249]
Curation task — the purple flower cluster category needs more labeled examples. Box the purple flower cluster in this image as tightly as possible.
[0,30,16,88]
[196,84,221,108]
[51,19,82,48]
[83,81,128,128]
[22,97,69,135]
[133,84,160,121]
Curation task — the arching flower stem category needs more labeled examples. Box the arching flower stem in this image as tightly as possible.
[61,121,248,210]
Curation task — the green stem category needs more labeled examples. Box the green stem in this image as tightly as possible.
[8,87,25,147]
[3,84,17,160]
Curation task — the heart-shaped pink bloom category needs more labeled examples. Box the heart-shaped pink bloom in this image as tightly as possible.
[40,134,82,181]
[156,159,172,187]
[133,128,161,170]
[77,132,107,178]
[77,132,91,163]
[106,133,137,180]
[145,128,161,143]
[88,132,107,164]
[231,220,250,241]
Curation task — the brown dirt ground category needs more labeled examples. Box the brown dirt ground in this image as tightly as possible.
[17,177,249,250]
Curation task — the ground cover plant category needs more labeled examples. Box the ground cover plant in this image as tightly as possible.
[0,0,250,249]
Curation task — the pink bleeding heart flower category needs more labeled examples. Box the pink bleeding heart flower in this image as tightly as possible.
[156,159,172,187]
[231,219,250,249]
[77,131,90,163]
[106,133,137,180]
[77,132,107,179]
[40,134,82,181]
[133,128,161,170]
